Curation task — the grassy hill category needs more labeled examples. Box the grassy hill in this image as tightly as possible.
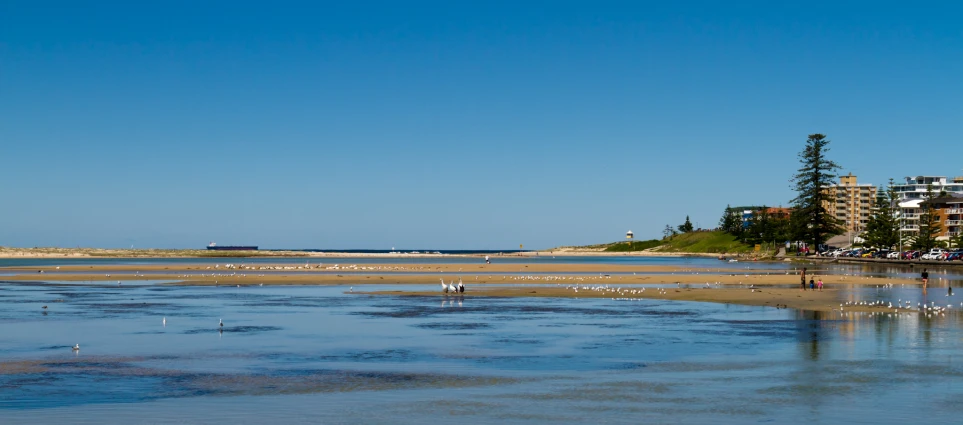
[576,231,752,254]
[653,231,752,254]
[603,239,662,252]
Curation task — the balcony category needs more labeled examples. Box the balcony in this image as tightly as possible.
[901,225,920,231]
[946,220,963,226]
[947,208,963,214]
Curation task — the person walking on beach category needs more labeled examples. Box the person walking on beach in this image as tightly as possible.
[817,278,823,291]
[922,268,929,289]
[800,268,807,291]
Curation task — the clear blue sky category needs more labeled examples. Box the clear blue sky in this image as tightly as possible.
[1,1,960,249]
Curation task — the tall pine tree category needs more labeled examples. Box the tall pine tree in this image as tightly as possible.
[678,215,694,233]
[914,184,943,250]
[863,179,900,249]
[790,134,843,249]
[719,205,741,235]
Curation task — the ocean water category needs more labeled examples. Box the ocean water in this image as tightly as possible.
[2,278,963,424]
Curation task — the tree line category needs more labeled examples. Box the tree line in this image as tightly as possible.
[715,134,958,251]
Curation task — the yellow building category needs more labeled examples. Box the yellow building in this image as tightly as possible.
[822,173,877,234]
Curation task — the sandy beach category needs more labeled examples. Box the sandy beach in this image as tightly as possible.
[1,261,926,314]
[358,286,911,314]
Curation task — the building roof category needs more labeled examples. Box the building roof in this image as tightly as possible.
[921,194,963,206]
[898,199,923,208]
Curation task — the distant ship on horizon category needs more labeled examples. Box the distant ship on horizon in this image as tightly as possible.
[206,242,258,251]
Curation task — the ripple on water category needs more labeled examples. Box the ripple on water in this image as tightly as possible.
[0,356,518,409]
[182,326,282,335]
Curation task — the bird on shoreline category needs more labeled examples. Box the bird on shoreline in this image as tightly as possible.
[72,344,80,351]
[162,317,166,326]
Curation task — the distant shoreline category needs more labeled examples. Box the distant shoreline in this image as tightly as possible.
[0,247,744,259]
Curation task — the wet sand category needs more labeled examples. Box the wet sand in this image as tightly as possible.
[6,263,755,274]
[360,286,920,314]
[1,266,916,288]
[0,261,925,314]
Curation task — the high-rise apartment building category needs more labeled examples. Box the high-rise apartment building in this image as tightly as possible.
[892,175,963,201]
[893,174,963,238]
[822,173,877,234]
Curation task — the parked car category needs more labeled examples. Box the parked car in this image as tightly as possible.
[874,250,891,259]
[948,250,963,261]
[922,249,947,260]
[886,251,901,259]
[903,251,920,260]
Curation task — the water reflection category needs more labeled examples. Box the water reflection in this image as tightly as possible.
[2,279,963,423]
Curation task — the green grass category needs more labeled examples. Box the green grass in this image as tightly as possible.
[604,239,663,252]
[655,231,752,254]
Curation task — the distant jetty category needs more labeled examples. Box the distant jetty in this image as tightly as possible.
[206,243,258,251]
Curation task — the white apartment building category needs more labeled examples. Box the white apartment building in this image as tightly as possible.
[892,175,963,200]
[894,174,963,237]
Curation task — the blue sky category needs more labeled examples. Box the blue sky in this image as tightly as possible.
[1,1,960,249]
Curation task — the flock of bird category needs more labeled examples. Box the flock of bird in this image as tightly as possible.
[440,278,465,293]
[565,284,665,298]
[838,299,958,318]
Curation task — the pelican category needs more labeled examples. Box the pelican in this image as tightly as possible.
[458,278,464,293]
[440,278,448,293]
[448,280,457,293]
[72,344,80,351]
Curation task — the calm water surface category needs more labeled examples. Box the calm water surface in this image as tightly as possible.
[2,278,963,424]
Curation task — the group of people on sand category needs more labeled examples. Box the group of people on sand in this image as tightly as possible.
[800,266,938,294]
[799,268,823,291]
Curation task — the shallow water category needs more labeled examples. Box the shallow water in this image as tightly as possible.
[3,280,963,424]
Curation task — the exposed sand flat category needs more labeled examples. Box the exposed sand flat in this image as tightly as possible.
[358,286,922,314]
[4,263,768,274]
[1,268,919,289]
[0,261,928,315]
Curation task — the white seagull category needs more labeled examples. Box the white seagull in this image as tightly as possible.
[72,344,80,351]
